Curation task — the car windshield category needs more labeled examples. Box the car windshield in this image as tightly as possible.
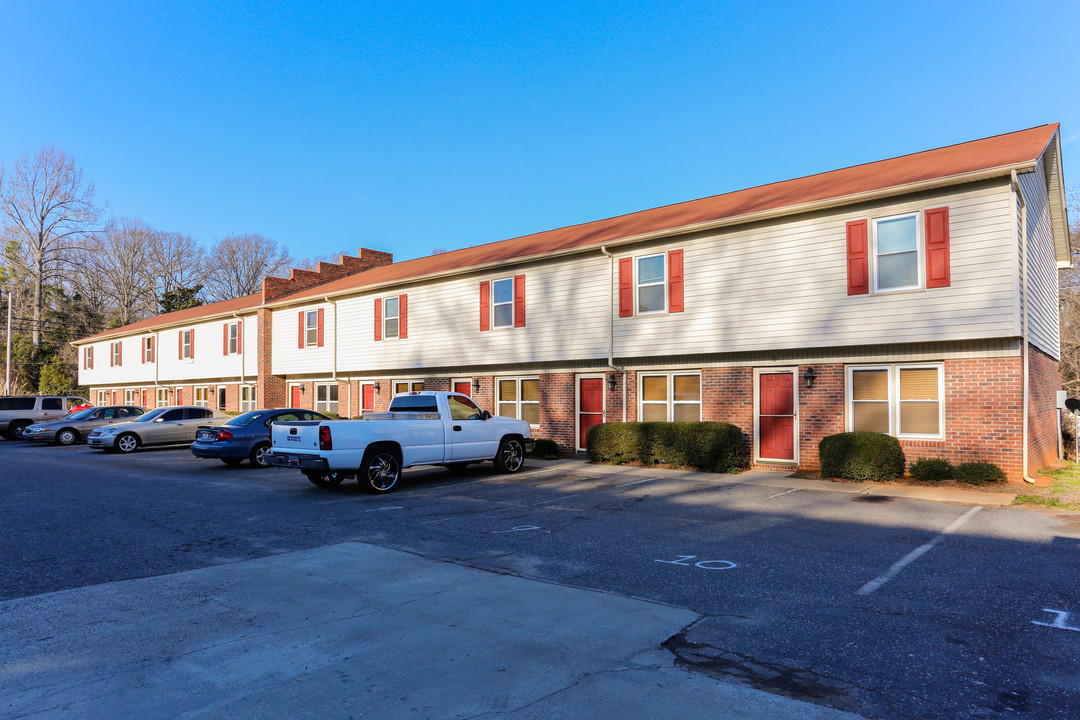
[131,408,168,423]
[62,408,98,420]
[225,411,266,427]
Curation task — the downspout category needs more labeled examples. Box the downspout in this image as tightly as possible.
[599,246,627,423]
[326,296,339,413]
[1011,170,1036,484]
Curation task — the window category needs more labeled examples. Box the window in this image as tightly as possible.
[384,297,400,339]
[305,311,319,347]
[448,395,483,421]
[184,408,214,420]
[847,365,943,438]
[97,390,110,405]
[393,380,425,395]
[637,254,666,314]
[240,385,257,412]
[873,214,920,291]
[111,342,122,367]
[389,395,439,413]
[226,322,240,355]
[217,387,227,410]
[42,397,62,411]
[125,389,136,404]
[142,337,154,363]
[497,378,539,425]
[315,383,339,415]
[156,388,170,407]
[639,373,701,422]
[194,387,209,407]
[492,278,513,328]
[84,347,94,369]
[180,329,193,360]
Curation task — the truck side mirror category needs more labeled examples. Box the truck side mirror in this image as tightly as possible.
[481,410,491,420]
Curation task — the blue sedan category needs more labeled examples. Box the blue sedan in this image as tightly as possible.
[190,408,331,467]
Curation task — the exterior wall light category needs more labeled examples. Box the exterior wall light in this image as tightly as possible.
[472,378,481,392]
[607,374,618,392]
[804,367,816,389]
[373,381,381,394]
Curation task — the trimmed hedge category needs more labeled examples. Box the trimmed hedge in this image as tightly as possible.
[586,422,748,473]
[954,461,1007,485]
[819,431,905,482]
[532,438,561,459]
[909,457,954,483]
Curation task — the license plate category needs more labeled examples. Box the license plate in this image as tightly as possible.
[197,431,215,442]
[287,455,300,466]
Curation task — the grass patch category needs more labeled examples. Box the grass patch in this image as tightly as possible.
[1013,464,1080,511]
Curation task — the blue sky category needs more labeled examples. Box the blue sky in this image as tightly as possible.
[2,1,1077,264]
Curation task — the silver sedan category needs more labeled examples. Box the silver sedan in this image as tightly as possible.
[87,406,229,453]
[23,405,147,445]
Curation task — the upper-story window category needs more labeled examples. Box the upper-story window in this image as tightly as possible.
[636,254,666,314]
[480,275,525,330]
[847,207,950,295]
[374,295,407,341]
[305,311,319,347]
[84,347,94,370]
[142,337,154,363]
[873,214,920,291]
[110,342,122,367]
[619,250,684,317]
[180,329,194,360]
[492,278,514,327]
[225,322,241,355]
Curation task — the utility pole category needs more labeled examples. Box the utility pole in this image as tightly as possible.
[4,288,11,395]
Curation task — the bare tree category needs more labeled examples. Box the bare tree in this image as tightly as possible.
[143,230,207,307]
[203,232,293,301]
[75,217,157,326]
[0,146,100,346]
[1059,185,1080,395]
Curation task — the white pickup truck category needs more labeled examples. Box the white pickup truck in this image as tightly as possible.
[267,391,534,493]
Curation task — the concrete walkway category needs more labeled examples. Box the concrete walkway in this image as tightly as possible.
[535,458,1018,506]
[0,543,865,720]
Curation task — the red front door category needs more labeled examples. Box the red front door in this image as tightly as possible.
[758,372,795,461]
[578,378,605,450]
[454,381,472,397]
[362,384,375,414]
[291,386,301,407]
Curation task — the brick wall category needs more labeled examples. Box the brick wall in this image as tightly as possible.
[539,373,575,450]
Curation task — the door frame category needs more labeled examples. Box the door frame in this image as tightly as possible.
[753,367,799,464]
[575,373,607,453]
[451,378,473,397]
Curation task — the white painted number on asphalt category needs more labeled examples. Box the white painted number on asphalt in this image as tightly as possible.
[492,525,541,534]
[655,555,737,570]
[1032,608,1080,632]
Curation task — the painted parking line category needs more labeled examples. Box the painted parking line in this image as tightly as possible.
[616,477,659,488]
[762,488,801,501]
[857,506,983,596]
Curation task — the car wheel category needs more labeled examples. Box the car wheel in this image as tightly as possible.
[9,421,31,441]
[360,448,401,493]
[116,433,140,454]
[304,470,345,488]
[493,437,526,474]
[249,442,272,467]
[221,457,244,466]
[56,428,79,446]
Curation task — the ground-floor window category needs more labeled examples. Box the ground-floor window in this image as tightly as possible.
[393,380,425,395]
[639,372,701,422]
[193,387,209,407]
[124,389,136,404]
[97,390,110,405]
[847,364,943,438]
[156,388,169,407]
[315,383,339,415]
[240,385,257,412]
[497,377,539,426]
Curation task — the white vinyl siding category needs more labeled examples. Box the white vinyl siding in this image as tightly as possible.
[1018,156,1061,360]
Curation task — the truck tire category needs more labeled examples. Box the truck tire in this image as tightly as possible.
[360,447,401,493]
[7,420,31,441]
[493,437,526,474]
[304,471,345,488]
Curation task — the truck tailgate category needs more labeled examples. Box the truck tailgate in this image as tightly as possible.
[271,421,322,452]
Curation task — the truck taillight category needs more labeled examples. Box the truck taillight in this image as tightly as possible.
[319,425,332,451]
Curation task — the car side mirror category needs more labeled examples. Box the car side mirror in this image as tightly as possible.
[155,417,165,423]
[481,410,491,420]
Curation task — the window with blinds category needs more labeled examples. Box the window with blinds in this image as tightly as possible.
[847,365,942,438]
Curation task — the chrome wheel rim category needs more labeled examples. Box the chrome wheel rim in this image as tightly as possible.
[118,435,137,452]
[254,445,270,466]
[502,441,523,471]
[367,454,399,490]
[58,430,76,445]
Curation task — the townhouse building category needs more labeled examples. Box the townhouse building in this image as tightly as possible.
[74,124,1071,479]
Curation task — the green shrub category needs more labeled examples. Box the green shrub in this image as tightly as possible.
[909,457,954,483]
[819,431,905,482]
[954,461,1007,485]
[532,438,561,459]
[586,422,748,473]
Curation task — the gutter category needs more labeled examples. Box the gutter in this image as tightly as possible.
[1011,170,1037,484]
[599,246,627,423]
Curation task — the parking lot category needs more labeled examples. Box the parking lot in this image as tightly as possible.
[3,439,1080,719]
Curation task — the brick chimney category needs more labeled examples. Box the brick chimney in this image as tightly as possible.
[261,247,394,303]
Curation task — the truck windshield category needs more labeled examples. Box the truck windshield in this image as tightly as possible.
[388,396,439,413]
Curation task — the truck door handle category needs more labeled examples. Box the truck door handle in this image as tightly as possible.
[453,425,462,431]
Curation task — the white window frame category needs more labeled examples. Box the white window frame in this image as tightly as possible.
[181,330,193,360]
[635,253,667,315]
[845,363,944,439]
[491,277,514,329]
[496,376,540,427]
[872,212,923,293]
[305,310,319,347]
[392,380,425,396]
[193,387,209,407]
[155,388,169,407]
[111,342,121,366]
[315,382,339,415]
[638,371,701,422]
[142,337,153,363]
[383,296,400,339]
[124,389,136,404]
[96,390,109,405]
[227,322,240,355]
[240,385,257,412]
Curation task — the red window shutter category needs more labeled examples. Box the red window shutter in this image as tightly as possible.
[150,337,155,363]
[618,258,633,317]
[846,220,869,295]
[140,340,145,364]
[374,298,382,341]
[110,344,114,367]
[298,311,305,348]
[118,343,122,366]
[190,328,195,358]
[513,275,525,327]
[236,322,242,354]
[317,308,325,347]
[223,323,229,355]
[178,331,183,359]
[925,207,951,288]
[479,281,490,331]
[668,250,684,313]
[399,294,408,339]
